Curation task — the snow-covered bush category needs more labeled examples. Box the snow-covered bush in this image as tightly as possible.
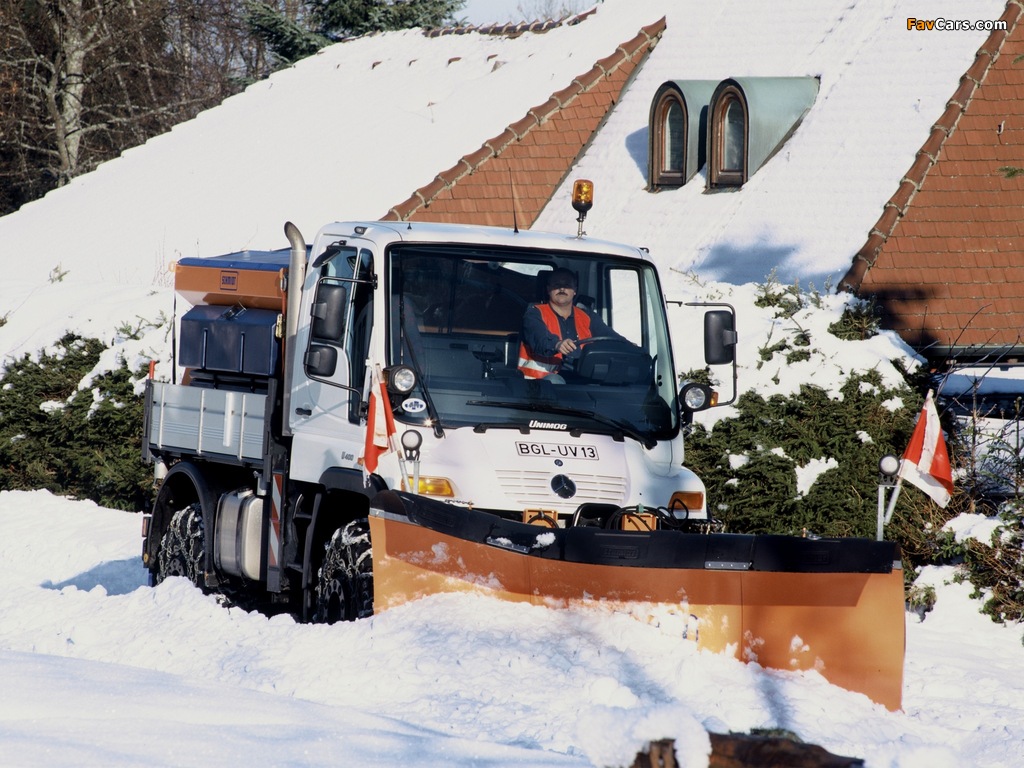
[960,501,1024,623]
[0,334,150,510]
[685,371,923,538]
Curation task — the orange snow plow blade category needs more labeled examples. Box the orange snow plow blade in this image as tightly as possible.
[369,492,905,711]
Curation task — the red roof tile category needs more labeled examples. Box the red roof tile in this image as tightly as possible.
[840,1,1024,358]
[382,18,667,228]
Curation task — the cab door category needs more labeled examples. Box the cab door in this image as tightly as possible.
[288,240,375,483]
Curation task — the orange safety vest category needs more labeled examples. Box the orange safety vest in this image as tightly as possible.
[518,303,592,378]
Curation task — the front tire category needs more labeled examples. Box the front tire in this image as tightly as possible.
[155,503,205,589]
[314,519,373,623]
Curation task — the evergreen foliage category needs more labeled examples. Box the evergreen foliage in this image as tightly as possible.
[0,334,150,510]
[828,296,881,341]
[244,1,326,65]
[310,0,467,39]
[685,372,922,538]
[961,501,1024,623]
[246,0,467,67]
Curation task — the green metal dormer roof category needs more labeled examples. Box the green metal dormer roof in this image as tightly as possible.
[713,76,820,179]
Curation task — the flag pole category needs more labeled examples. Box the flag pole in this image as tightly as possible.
[883,481,903,527]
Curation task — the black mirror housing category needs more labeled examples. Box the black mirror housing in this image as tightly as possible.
[704,309,737,366]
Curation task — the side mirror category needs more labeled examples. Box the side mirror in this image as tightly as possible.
[310,282,348,341]
[304,344,338,378]
[704,309,737,366]
[679,300,738,409]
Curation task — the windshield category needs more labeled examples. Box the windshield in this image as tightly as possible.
[387,243,678,442]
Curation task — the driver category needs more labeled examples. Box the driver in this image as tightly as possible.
[518,267,624,380]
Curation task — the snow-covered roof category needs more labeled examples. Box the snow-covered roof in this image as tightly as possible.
[534,0,1008,291]
[0,0,1005,378]
[842,3,1024,361]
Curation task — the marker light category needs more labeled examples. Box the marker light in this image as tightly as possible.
[670,491,705,515]
[401,429,422,461]
[879,454,900,477]
[406,476,455,497]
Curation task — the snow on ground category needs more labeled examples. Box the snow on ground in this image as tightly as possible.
[0,489,1022,768]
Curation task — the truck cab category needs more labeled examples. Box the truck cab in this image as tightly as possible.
[287,220,708,520]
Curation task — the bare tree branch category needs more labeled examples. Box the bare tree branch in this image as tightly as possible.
[0,0,278,214]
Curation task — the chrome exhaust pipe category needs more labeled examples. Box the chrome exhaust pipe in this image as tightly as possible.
[281,221,307,437]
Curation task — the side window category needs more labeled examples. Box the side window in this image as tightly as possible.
[347,250,374,422]
[607,268,644,346]
[708,85,747,188]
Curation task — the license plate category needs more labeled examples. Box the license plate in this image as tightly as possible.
[515,441,599,460]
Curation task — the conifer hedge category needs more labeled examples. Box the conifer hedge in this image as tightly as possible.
[0,333,150,510]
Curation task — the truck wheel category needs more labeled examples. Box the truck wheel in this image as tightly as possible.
[156,503,205,589]
[314,519,373,623]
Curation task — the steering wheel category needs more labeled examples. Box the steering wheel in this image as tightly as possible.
[572,337,652,385]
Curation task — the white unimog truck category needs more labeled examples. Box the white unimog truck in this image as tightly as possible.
[141,186,905,709]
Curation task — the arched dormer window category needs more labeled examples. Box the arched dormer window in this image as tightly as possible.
[649,85,686,188]
[709,83,748,188]
[648,81,717,191]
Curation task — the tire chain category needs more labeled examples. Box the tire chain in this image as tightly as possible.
[315,519,373,622]
[156,503,205,587]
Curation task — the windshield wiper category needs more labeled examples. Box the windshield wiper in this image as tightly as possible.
[465,400,656,449]
[397,296,444,438]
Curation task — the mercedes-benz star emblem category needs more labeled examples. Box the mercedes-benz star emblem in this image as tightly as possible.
[550,474,577,499]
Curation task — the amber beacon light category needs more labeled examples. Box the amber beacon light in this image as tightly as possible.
[571,179,594,236]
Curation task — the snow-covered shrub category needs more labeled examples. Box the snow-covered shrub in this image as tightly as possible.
[827,296,881,341]
[960,501,1024,623]
[0,334,150,510]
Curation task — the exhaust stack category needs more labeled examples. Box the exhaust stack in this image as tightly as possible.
[282,222,307,437]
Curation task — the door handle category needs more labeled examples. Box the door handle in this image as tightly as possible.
[295,407,312,416]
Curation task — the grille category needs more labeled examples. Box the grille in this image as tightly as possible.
[495,469,628,512]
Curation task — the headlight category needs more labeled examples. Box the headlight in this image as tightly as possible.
[680,382,714,411]
[387,365,417,394]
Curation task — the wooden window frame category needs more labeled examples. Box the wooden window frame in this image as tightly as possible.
[649,89,686,189]
[708,85,748,188]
